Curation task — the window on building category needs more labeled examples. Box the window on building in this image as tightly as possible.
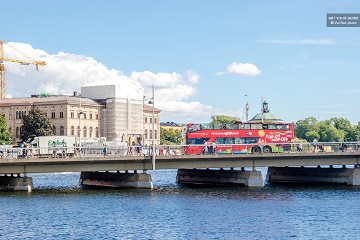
[150,118,152,123]
[149,130,152,140]
[71,112,75,118]
[16,111,18,119]
[90,113,93,120]
[155,118,157,124]
[145,129,148,139]
[77,127,80,137]
[53,126,56,135]
[83,113,86,119]
[95,127,99,138]
[83,127,87,137]
[16,127,19,138]
[51,112,56,118]
[9,114,11,120]
[71,126,75,136]
[60,112,64,118]
[60,126,65,136]
[155,130,157,139]
[89,127,93,138]
[145,118,147,123]
[96,114,99,120]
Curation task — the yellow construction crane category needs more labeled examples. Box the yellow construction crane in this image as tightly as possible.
[0,40,46,99]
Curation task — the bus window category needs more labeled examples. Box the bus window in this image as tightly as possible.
[251,124,262,129]
[239,124,250,129]
[214,138,225,144]
[224,138,234,144]
[213,124,222,129]
[268,124,276,130]
[201,124,212,129]
[276,124,289,130]
[245,138,258,144]
[227,124,238,129]
[188,138,210,145]
[188,124,201,132]
[234,138,245,144]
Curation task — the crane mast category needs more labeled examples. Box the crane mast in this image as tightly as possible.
[0,40,46,99]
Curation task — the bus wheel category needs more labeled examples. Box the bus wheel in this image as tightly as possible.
[263,146,272,153]
[252,146,261,154]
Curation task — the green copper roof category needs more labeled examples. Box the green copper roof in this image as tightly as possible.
[250,112,284,123]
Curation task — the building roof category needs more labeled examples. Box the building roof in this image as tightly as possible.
[249,101,284,123]
[0,96,103,107]
[160,122,182,127]
[143,104,161,113]
[249,112,284,123]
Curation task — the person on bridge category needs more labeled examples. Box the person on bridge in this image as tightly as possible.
[0,143,5,158]
[103,144,107,157]
[312,138,318,152]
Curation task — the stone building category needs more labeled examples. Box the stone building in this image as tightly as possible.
[0,95,102,143]
[81,80,161,146]
[143,104,161,146]
[0,77,162,145]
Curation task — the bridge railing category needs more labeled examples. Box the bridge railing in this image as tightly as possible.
[1,142,359,159]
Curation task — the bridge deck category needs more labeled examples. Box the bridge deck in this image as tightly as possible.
[1,152,359,174]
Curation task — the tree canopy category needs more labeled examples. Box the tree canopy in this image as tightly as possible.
[210,115,240,124]
[20,109,53,142]
[294,117,359,142]
[160,127,182,145]
[0,115,12,144]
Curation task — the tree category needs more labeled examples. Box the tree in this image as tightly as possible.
[317,122,344,142]
[329,117,358,141]
[305,130,320,142]
[0,115,12,144]
[21,109,53,142]
[210,115,240,124]
[160,127,182,145]
[294,117,318,140]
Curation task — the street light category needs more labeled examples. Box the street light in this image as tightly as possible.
[148,84,155,170]
[78,94,83,152]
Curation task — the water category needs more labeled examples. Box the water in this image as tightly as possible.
[1,168,360,239]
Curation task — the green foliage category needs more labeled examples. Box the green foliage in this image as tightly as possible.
[295,116,360,142]
[294,117,318,140]
[0,115,12,144]
[211,115,240,124]
[160,127,182,145]
[21,109,53,142]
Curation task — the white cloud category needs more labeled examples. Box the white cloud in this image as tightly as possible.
[227,62,261,76]
[3,41,217,123]
[262,39,337,45]
[214,71,226,76]
[185,70,200,84]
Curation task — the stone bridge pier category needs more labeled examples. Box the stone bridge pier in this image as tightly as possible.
[78,171,154,189]
[176,168,264,187]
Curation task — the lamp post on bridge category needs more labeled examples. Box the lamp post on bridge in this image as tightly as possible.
[148,84,155,170]
[78,94,83,152]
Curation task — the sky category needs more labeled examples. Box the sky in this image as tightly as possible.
[2,1,360,124]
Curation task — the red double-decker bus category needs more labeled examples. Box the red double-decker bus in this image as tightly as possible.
[183,122,294,154]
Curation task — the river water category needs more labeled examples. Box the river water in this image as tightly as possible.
[1,168,359,239]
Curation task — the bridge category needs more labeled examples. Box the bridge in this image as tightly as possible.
[1,144,360,191]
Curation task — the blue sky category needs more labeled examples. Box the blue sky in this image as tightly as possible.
[2,1,360,124]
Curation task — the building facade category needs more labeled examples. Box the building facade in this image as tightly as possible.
[0,95,161,145]
[0,95,103,143]
[143,104,161,146]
